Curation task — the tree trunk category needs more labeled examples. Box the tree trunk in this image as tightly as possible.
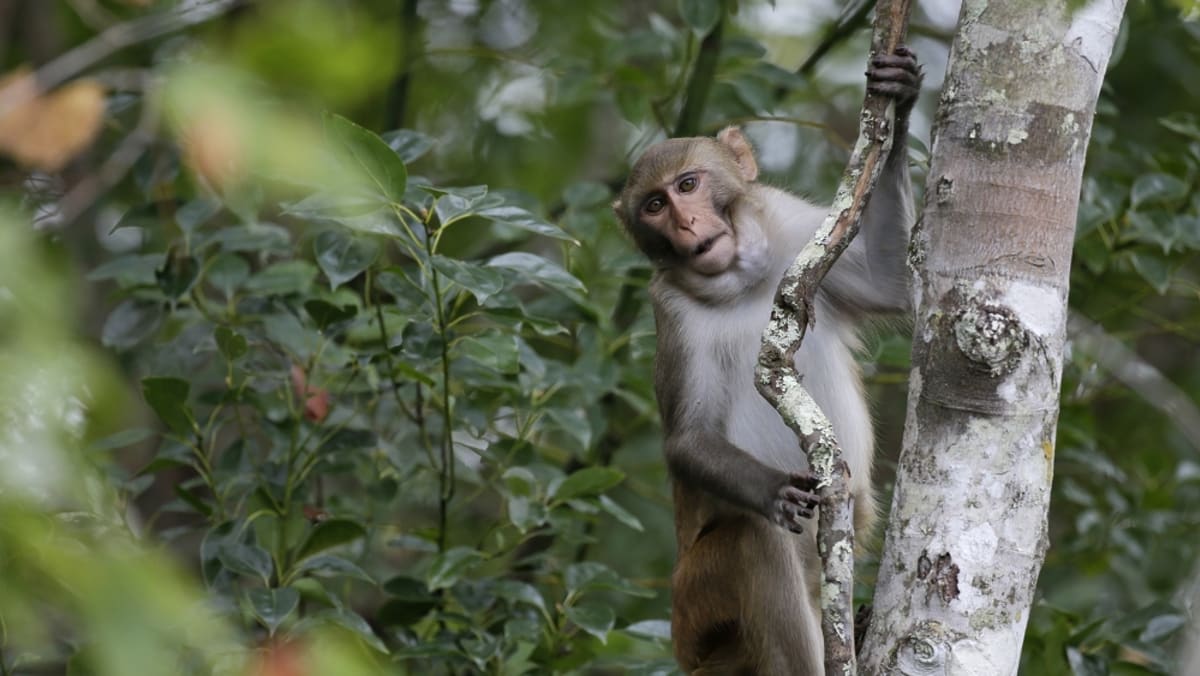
[860,1,1126,673]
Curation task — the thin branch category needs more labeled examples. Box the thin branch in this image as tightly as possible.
[1,0,240,117]
[54,74,160,227]
[755,0,913,672]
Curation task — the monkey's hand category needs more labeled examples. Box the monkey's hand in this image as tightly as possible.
[770,472,821,534]
[866,45,923,125]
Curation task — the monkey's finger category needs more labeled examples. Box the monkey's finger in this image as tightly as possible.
[787,471,819,491]
[867,82,919,101]
[894,45,915,58]
[782,486,820,510]
[871,53,919,72]
[866,66,920,87]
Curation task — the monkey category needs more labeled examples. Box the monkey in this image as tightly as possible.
[612,47,921,675]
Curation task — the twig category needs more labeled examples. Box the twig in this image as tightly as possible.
[1,0,240,117]
[54,74,161,227]
[754,0,912,672]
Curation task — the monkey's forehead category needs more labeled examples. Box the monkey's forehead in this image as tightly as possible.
[622,138,727,201]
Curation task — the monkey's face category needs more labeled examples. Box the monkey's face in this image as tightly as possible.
[635,169,738,276]
[615,136,754,276]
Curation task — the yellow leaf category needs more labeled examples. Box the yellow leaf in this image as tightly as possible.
[0,68,107,171]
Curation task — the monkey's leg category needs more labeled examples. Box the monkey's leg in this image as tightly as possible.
[742,524,825,676]
[672,515,824,675]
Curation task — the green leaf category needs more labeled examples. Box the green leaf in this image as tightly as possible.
[214,326,248,361]
[565,603,615,644]
[206,253,250,298]
[506,496,547,533]
[426,546,484,590]
[431,256,506,305]
[678,0,722,34]
[296,518,367,561]
[141,377,195,436]
[487,252,586,298]
[1131,253,1172,294]
[623,619,671,641]
[382,129,435,163]
[247,587,299,634]
[208,223,291,252]
[325,113,408,205]
[102,300,163,350]
[433,185,489,225]
[314,229,380,289]
[303,608,389,654]
[456,331,520,374]
[598,495,644,531]
[551,467,625,502]
[217,542,274,583]
[495,580,548,615]
[501,467,539,498]
[1130,173,1188,208]
[173,483,213,517]
[565,561,655,598]
[88,427,155,452]
[304,299,358,329]
[294,554,376,585]
[244,260,317,295]
[176,198,221,233]
[87,254,161,287]
[477,205,578,244]
[1160,112,1200,140]
[1139,613,1185,642]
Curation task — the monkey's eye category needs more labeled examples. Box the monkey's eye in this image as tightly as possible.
[644,196,666,214]
[678,175,698,193]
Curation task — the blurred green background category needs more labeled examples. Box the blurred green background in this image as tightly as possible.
[1,0,1198,673]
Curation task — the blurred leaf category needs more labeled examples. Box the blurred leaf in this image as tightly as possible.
[208,223,292,252]
[294,554,376,585]
[1130,253,1172,294]
[456,331,520,374]
[1130,173,1188,208]
[623,619,672,641]
[494,580,547,615]
[326,113,407,205]
[427,546,484,590]
[551,467,625,502]
[141,377,195,436]
[248,587,299,634]
[88,427,155,452]
[176,198,222,234]
[297,519,367,561]
[565,561,654,598]
[487,252,586,298]
[431,256,506,305]
[244,260,318,295]
[88,253,161,287]
[565,603,615,643]
[102,300,163,350]
[678,0,722,34]
[214,326,248,361]
[314,229,380,289]
[383,129,435,163]
[304,299,358,329]
[598,495,644,531]
[1160,112,1200,140]
[303,608,389,654]
[206,253,250,298]
[477,205,578,244]
[1138,613,1185,642]
[217,542,274,583]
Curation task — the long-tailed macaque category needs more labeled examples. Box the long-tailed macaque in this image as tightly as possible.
[613,47,921,674]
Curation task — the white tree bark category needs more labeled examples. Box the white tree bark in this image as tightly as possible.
[860,1,1127,673]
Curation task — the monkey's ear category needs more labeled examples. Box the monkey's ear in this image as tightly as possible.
[716,126,758,182]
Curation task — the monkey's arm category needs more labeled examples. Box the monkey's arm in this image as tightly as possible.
[822,46,921,316]
[663,429,819,533]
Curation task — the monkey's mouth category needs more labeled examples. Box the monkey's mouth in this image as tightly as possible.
[693,234,722,257]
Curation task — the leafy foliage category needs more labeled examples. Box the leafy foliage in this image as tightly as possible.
[0,1,1197,674]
